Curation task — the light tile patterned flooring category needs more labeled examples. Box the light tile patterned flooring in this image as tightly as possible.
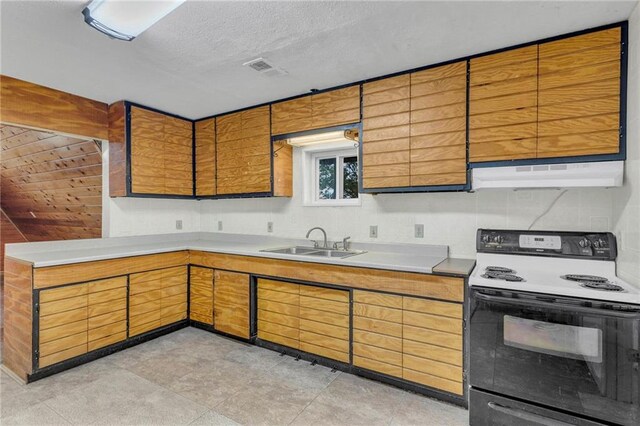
[0,328,468,425]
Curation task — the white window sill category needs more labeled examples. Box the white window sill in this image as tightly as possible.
[303,199,362,207]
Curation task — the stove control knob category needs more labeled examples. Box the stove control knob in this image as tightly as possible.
[579,238,591,248]
[481,234,490,244]
[493,235,504,244]
[597,239,607,249]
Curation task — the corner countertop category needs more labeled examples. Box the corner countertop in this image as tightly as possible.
[5,232,474,276]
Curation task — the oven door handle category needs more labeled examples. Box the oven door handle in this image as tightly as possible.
[487,402,574,426]
[473,291,640,319]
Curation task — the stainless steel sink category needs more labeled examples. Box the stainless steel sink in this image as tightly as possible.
[260,246,366,259]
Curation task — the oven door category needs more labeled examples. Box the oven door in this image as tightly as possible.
[470,288,640,426]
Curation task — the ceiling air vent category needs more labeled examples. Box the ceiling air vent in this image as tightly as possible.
[243,58,287,76]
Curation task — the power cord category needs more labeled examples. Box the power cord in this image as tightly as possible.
[527,189,569,231]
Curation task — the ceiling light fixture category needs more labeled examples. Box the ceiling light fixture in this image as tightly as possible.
[82,0,186,41]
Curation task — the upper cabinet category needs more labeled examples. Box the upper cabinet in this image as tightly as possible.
[108,102,193,197]
[469,27,623,164]
[537,27,621,158]
[272,86,360,135]
[362,61,468,191]
[195,118,216,197]
[469,46,538,162]
[215,106,273,196]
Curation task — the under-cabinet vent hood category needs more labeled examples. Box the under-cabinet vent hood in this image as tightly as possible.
[471,161,624,190]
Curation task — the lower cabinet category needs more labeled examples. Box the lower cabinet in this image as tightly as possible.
[38,276,127,368]
[189,266,214,325]
[353,290,464,396]
[213,270,250,338]
[256,279,350,363]
[129,266,187,337]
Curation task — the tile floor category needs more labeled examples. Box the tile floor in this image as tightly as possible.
[0,328,468,425]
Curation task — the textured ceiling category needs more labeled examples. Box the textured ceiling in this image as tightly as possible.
[0,1,637,119]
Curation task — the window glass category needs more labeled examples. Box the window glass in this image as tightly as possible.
[343,156,358,199]
[318,157,337,199]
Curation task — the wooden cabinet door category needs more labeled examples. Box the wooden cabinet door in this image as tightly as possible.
[190,266,214,325]
[195,118,216,196]
[129,266,187,336]
[87,277,127,351]
[362,75,411,189]
[352,291,403,378]
[298,285,350,362]
[129,105,193,196]
[257,279,300,348]
[130,106,166,194]
[469,46,538,162]
[537,27,621,158]
[213,270,250,338]
[39,283,89,368]
[216,106,271,195]
[410,62,468,186]
[271,86,360,135]
[402,296,463,395]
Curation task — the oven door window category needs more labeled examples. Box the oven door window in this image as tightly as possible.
[503,315,602,362]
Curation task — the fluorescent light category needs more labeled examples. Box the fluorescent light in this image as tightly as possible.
[287,130,359,147]
[82,0,186,41]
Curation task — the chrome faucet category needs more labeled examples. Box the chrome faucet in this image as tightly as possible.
[306,227,328,248]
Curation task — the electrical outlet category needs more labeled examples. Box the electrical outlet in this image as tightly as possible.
[415,224,424,238]
[369,225,378,238]
[175,220,183,230]
[267,222,273,233]
[218,221,223,231]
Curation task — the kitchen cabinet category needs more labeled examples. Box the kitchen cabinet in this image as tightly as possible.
[129,266,187,337]
[215,106,272,196]
[256,279,350,362]
[470,27,622,163]
[38,276,127,368]
[537,27,621,158]
[194,118,216,197]
[257,278,300,348]
[271,86,360,135]
[213,270,250,338]
[189,266,214,325]
[362,61,468,191]
[353,290,464,396]
[108,102,193,197]
[469,46,538,162]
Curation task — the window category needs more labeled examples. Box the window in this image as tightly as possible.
[304,148,360,206]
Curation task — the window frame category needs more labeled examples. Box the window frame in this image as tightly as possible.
[303,147,361,207]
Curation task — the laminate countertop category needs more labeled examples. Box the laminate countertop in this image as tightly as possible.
[5,232,474,276]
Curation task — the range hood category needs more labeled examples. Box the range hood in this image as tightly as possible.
[471,161,624,190]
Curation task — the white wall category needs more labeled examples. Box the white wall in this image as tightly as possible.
[200,149,617,259]
[613,3,640,286]
[101,143,201,238]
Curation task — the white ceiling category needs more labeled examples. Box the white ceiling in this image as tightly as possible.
[1,1,637,119]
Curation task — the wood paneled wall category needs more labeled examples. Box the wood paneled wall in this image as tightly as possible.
[1,209,28,272]
[0,125,102,242]
[0,75,108,140]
